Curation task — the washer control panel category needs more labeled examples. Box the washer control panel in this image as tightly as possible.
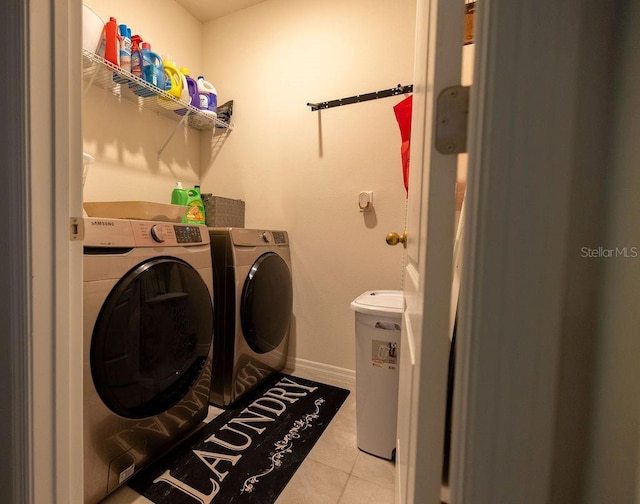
[173,225,204,244]
[83,218,209,247]
[132,221,206,246]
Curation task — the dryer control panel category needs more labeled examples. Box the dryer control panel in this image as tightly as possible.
[229,228,289,247]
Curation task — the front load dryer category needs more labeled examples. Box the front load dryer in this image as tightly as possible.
[208,228,293,407]
[83,218,214,504]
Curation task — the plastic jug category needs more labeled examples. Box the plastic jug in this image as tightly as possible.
[184,186,205,224]
[142,43,164,88]
[113,24,131,84]
[196,76,218,118]
[171,182,188,206]
[129,42,164,98]
[157,56,184,110]
[175,68,200,116]
[162,57,182,98]
[100,17,120,66]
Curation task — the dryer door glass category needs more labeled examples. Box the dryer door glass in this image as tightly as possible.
[241,252,293,354]
[91,257,213,418]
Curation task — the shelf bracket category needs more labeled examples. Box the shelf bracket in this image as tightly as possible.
[157,109,192,160]
[82,62,100,98]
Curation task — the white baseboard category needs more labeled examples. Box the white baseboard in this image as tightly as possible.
[285,356,356,386]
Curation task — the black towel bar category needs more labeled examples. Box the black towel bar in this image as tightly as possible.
[307,84,413,111]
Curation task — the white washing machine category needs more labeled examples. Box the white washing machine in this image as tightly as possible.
[208,228,292,407]
[83,218,214,504]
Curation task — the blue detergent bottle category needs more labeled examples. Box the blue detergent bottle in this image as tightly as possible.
[134,42,164,97]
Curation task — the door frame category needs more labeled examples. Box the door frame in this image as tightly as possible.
[5,0,83,501]
[6,0,634,502]
[451,0,626,502]
[1,0,32,500]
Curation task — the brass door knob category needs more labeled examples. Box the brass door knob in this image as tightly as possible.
[386,231,407,248]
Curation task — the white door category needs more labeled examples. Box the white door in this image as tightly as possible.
[395,0,465,502]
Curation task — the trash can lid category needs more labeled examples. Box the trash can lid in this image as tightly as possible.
[350,290,404,316]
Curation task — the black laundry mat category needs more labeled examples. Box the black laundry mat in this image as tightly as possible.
[128,372,350,503]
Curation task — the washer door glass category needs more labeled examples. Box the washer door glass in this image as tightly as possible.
[91,257,213,418]
[241,252,293,354]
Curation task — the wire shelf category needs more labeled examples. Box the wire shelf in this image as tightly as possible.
[82,49,233,131]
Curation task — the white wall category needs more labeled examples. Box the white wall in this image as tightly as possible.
[201,0,416,370]
[81,0,417,371]
[82,0,205,203]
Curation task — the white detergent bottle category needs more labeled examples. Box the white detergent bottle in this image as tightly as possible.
[197,76,217,118]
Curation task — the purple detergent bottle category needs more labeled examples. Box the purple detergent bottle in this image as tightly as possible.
[175,67,200,116]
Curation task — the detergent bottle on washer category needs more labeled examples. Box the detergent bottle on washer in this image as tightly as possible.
[184,185,205,224]
[170,181,188,206]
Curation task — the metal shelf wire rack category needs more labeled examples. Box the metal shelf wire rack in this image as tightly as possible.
[82,49,233,131]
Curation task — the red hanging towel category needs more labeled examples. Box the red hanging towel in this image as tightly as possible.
[393,95,412,196]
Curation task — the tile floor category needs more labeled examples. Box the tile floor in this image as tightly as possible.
[103,368,395,504]
[275,369,395,504]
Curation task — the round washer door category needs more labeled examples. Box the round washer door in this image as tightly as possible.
[91,257,213,419]
[241,252,293,354]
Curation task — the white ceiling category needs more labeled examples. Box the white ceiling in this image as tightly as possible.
[174,0,268,22]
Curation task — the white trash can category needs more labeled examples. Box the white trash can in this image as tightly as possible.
[350,290,403,460]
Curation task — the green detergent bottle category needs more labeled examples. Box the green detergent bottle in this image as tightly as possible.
[184,185,205,224]
[171,182,188,222]
[171,181,188,205]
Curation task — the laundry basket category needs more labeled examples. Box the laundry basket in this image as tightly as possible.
[201,194,245,227]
